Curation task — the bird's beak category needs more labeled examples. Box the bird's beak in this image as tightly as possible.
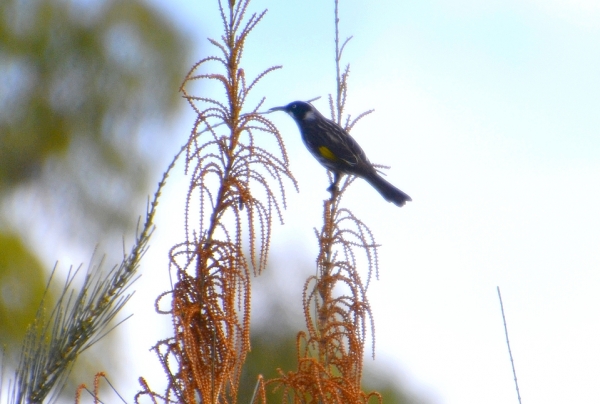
[268,105,287,113]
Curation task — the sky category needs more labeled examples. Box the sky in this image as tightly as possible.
[57,1,600,403]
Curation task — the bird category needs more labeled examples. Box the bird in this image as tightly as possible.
[269,101,412,207]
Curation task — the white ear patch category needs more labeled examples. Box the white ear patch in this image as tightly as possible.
[304,110,316,120]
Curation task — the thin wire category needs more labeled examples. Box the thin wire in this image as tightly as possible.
[497,286,522,404]
[102,375,128,404]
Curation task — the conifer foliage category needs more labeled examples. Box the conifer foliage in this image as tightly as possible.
[259,1,381,402]
[138,1,296,402]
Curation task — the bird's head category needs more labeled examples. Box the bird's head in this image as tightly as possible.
[269,101,316,121]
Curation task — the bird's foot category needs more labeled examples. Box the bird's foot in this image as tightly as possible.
[327,183,339,199]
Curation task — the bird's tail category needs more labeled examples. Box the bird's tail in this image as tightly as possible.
[365,172,412,207]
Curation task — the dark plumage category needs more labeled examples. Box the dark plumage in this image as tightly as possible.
[270,101,411,207]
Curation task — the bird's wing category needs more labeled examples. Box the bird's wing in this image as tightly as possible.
[313,119,369,168]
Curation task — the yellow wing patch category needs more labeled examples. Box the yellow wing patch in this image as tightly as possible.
[318,146,338,161]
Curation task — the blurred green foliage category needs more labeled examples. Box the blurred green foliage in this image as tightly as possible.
[0,0,188,238]
[0,232,46,345]
[0,0,189,353]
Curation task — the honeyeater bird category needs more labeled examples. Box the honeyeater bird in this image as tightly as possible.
[269,101,412,207]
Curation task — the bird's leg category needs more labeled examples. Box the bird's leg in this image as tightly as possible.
[327,172,341,198]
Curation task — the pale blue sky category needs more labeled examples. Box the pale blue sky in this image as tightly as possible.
[115,1,600,402]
